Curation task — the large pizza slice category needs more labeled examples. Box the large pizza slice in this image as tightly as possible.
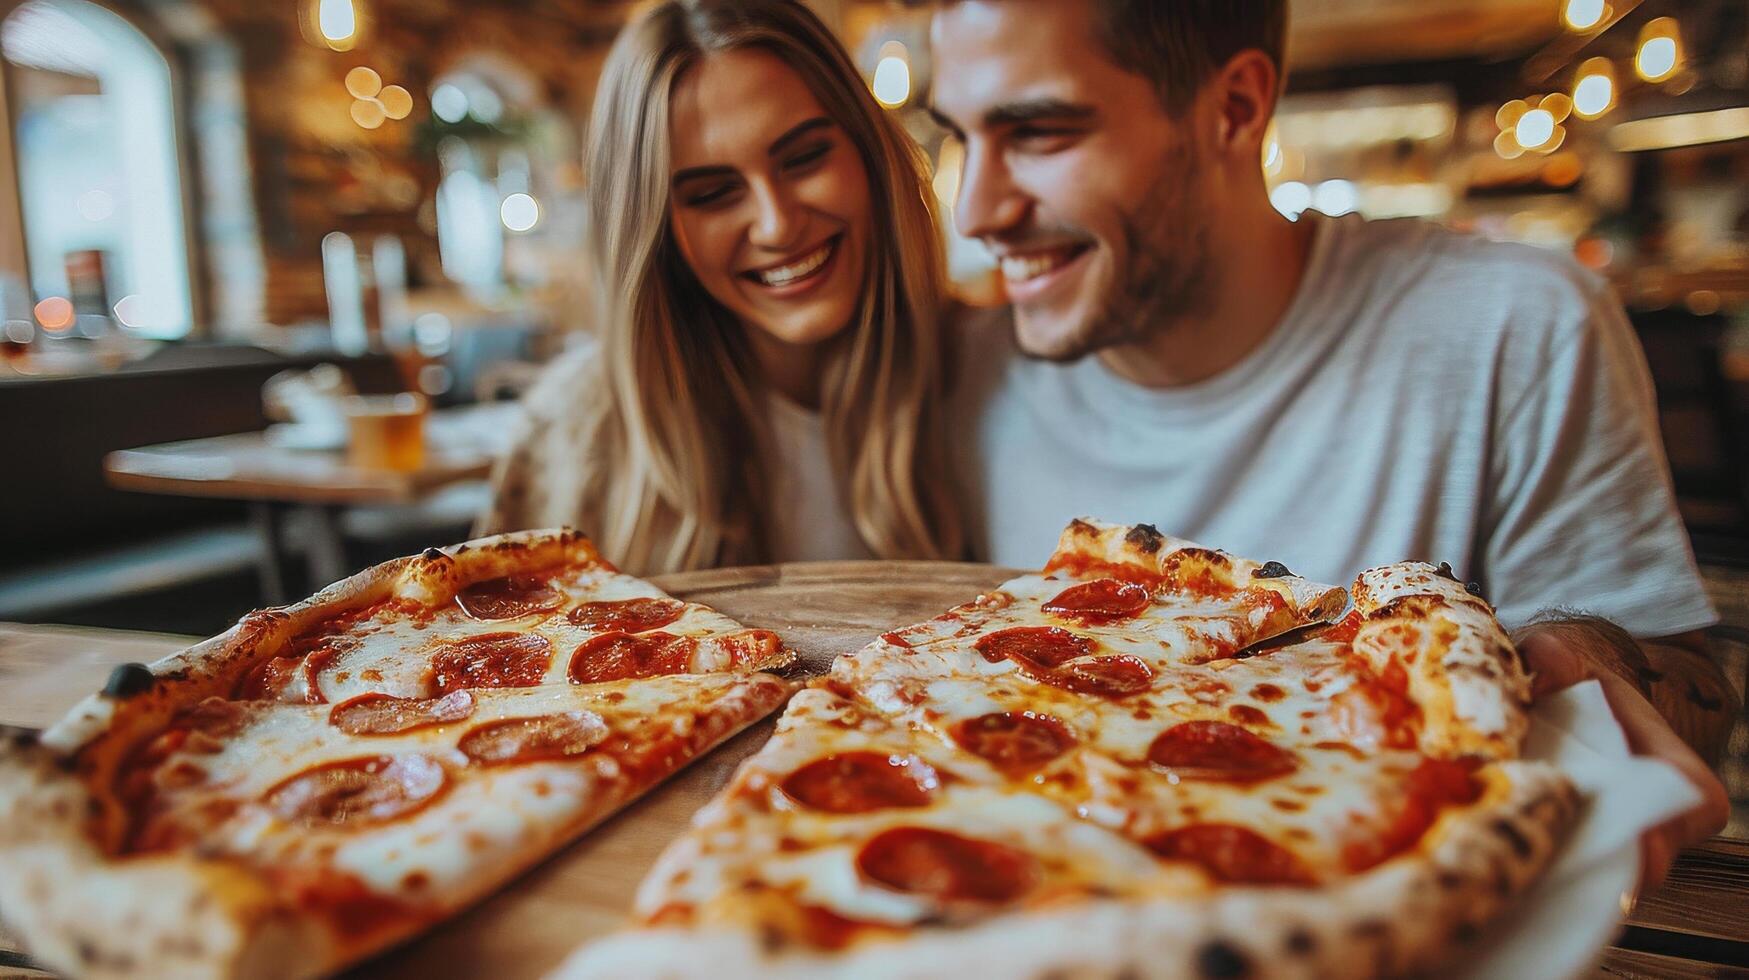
[0,529,795,980]
[558,519,1576,979]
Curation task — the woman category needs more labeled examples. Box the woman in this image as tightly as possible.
[480,0,962,573]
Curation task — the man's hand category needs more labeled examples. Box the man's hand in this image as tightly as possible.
[1513,616,1732,893]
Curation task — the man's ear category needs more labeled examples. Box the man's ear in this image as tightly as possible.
[1205,49,1280,159]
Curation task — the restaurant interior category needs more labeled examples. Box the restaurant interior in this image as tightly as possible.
[1,0,1747,974]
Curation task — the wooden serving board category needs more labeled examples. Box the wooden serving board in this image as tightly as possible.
[0,561,1011,980]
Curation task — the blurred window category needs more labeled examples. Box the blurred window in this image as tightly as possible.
[1,0,194,339]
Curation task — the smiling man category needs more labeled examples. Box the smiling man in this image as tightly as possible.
[928,0,1732,884]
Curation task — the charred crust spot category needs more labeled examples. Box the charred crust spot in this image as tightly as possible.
[1254,561,1293,579]
[1435,561,1458,580]
[1066,518,1098,537]
[1284,929,1316,955]
[1436,870,1465,890]
[1125,523,1165,553]
[421,547,444,560]
[1489,860,1514,897]
[1367,593,1448,621]
[103,662,155,699]
[1490,818,1533,859]
[1350,920,1390,940]
[757,923,787,954]
[77,939,97,964]
[1452,920,1480,944]
[1465,581,1485,598]
[1196,941,1251,979]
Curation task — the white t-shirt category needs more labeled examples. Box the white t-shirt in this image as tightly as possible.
[952,213,1717,637]
[765,393,873,563]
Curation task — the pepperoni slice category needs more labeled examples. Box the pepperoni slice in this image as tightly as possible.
[855,827,1036,904]
[1343,757,1479,872]
[951,712,1075,774]
[1145,824,1315,885]
[329,691,475,736]
[1325,679,1420,751]
[265,755,447,826]
[568,631,697,684]
[1147,721,1297,781]
[1050,655,1154,699]
[1321,608,1364,644]
[566,597,685,633]
[974,626,1092,670]
[457,712,610,765]
[430,633,553,694]
[455,575,564,621]
[1042,579,1151,624]
[236,655,302,700]
[779,752,938,813]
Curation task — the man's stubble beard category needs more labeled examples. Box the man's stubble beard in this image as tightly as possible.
[1017,138,1216,364]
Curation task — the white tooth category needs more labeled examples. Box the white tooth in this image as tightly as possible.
[999,250,1072,284]
[756,241,833,286]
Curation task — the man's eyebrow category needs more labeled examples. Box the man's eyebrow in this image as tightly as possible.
[983,98,1097,128]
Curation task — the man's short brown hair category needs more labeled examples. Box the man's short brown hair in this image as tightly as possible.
[927,0,1289,114]
[1090,1,1287,113]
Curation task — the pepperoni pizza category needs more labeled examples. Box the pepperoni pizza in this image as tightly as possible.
[0,529,796,980]
[559,519,1578,979]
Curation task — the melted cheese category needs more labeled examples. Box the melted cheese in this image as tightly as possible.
[142,674,787,907]
[269,569,765,704]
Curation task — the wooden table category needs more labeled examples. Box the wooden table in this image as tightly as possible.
[2,563,1747,979]
[102,403,518,603]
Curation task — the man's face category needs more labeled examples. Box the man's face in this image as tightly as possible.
[931,0,1216,361]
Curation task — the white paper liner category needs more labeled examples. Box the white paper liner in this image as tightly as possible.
[1445,679,1702,979]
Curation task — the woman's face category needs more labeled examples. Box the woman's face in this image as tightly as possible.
[668,48,873,355]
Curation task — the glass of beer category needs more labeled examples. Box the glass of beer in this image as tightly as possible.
[343,392,427,471]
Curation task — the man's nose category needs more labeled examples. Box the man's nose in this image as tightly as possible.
[954,143,1029,242]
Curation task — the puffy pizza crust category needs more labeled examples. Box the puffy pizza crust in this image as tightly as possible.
[556,759,1575,980]
[1351,563,1530,760]
[0,528,794,980]
[1049,518,1349,624]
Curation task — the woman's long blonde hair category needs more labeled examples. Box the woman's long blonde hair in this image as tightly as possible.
[580,0,961,574]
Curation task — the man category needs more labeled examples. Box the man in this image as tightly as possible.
[926,0,1732,886]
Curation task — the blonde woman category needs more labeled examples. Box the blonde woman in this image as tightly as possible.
[480,0,962,574]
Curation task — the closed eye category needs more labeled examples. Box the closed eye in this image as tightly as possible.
[682,181,741,208]
[782,142,832,172]
[1008,125,1085,152]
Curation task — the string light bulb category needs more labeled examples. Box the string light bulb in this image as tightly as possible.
[872,41,911,109]
[315,0,357,50]
[1562,0,1608,32]
[345,67,381,100]
[1635,18,1682,83]
[1515,108,1557,149]
[1572,58,1616,119]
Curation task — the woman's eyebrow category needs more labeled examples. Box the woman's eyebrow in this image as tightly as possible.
[672,164,736,187]
[768,117,833,156]
[671,118,834,187]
